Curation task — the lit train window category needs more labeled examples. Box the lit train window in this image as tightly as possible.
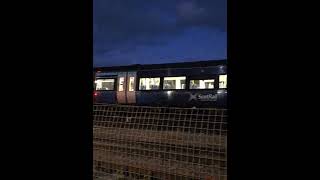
[129,77,135,91]
[189,79,215,89]
[219,75,227,88]
[95,79,115,90]
[139,78,160,90]
[163,76,186,90]
[118,77,125,91]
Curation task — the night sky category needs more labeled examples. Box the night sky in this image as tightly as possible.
[93,0,226,67]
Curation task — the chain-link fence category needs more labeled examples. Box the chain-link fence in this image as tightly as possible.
[93,104,227,180]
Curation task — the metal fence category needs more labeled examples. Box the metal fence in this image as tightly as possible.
[93,104,227,180]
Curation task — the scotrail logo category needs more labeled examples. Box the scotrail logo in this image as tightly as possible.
[188,93,198,101]
[188,93,217,101]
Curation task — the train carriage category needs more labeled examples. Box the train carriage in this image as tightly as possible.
[94,59,227,108]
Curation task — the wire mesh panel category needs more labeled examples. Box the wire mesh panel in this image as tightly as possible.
[93,104,227,180]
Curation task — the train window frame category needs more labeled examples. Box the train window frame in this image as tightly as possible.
[219,74,227,89]
[188,76,217,90]
[162,76,187,90]
[94,78,117,91]
[118,77,125,92]
[128,76,135,92]
[189,79,215,90]
[138,77,161,91]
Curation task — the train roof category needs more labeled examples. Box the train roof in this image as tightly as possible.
[94,59,227,72]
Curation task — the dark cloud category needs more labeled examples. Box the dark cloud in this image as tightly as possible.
[94,0,178,54]
[93,0,226,66]
[176,0,226,30]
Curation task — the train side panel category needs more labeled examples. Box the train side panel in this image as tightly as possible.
[135,89,227,108]
[94,72,118,104]
[94,91,117,104]
[135,65,227,108]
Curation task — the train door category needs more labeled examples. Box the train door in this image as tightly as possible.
[116,72,127,104]
[126,72,137,104]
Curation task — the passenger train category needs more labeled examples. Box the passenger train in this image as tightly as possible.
[93,60,227,108]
